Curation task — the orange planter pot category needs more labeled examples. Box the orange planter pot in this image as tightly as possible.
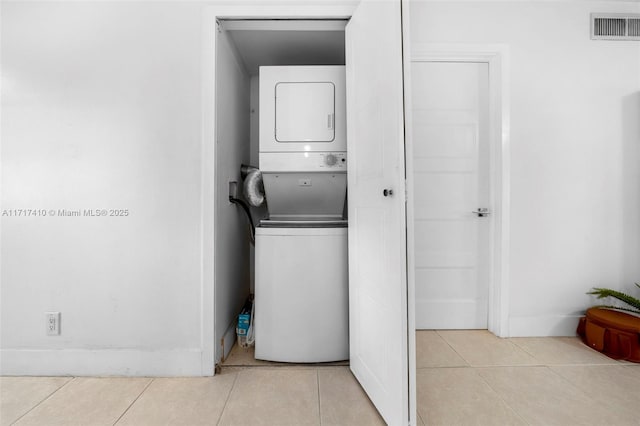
[577,307,640,363]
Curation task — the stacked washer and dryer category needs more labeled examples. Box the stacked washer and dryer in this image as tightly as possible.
[254,66,349,363]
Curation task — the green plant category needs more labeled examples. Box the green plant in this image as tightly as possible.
[587,283,640,314]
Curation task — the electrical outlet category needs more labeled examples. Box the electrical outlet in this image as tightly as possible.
[45,312,61,336]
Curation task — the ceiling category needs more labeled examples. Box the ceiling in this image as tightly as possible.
[224,21,346,76]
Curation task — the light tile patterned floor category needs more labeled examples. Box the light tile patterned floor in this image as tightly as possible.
[2,331,639,425]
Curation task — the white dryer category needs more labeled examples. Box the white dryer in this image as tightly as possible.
[259,65,346,154]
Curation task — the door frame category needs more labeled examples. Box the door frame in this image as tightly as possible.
[409,44,511,337]
[201,3,357,375]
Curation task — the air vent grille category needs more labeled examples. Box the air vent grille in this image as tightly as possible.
[591,14,640,40]
[629,19,640,37]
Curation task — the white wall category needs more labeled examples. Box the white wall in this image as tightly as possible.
[1,2,206,375]
[410,0,640,336]
[0,0,356,377]
[249,75,261,294]
[214,28,251,362]
[250,76,260,169]
[3,0,638,378]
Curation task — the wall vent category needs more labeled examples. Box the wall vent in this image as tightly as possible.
[591,14,640,40]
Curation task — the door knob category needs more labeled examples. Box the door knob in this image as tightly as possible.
[472,208,490,217]
[383,189,393,197]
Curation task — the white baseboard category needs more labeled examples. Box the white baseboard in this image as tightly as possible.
[415,300,488,329]
[508,314,582,337]
[0,348,207,377]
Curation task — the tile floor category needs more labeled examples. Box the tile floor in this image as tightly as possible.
[2,330,639,425]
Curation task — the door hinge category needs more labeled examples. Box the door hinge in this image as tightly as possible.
[405,180,408,202]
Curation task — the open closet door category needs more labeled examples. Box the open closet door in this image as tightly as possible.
[346,1,412,425]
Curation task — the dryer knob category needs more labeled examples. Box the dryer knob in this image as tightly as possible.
[325,154,338,166]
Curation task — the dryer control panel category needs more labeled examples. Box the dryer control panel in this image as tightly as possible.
[260,152,347,173]
[320,153,347,169]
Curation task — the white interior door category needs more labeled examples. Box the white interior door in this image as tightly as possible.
[412,61,491,329]
[346,1,411,424]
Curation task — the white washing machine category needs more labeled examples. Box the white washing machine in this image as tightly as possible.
[254,65,349,362]
[254,226,348,362]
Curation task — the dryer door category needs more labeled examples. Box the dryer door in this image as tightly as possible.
[275,82,335,142]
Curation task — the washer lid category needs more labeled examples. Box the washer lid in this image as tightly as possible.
[259,219,347,228]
